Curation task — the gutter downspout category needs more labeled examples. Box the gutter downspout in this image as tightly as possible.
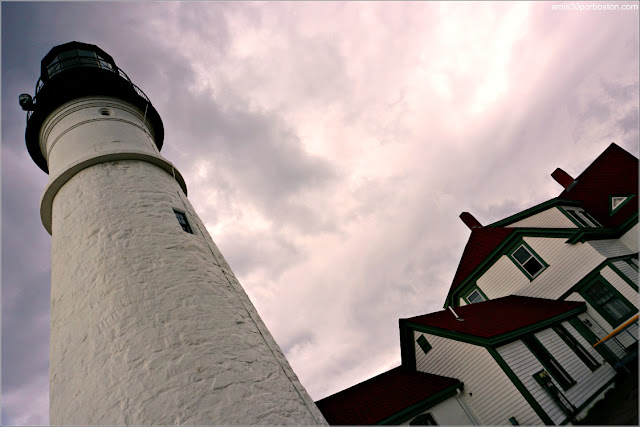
[456,387,478,425]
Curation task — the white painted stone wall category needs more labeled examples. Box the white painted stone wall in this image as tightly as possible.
[43,97,327,425]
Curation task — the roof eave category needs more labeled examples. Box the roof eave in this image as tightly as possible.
[401,302,586,349]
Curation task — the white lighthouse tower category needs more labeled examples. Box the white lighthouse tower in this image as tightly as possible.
[20,41,327,425]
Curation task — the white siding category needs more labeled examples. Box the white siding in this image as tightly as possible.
[497,340,565,424]
[612,260,639,289]
[498,328,617,426]
[459,298,467,306]
[414,332,542,425]
[535,328,617,411]
[477,256,530,300]
[600,266,639,309]
[562,321,603,363]
[399,395,474,425]
[514,238,606,300]
[619,223,638,253]
[563,299,628,359]
[508,208,577,228]
[588,239,635,258]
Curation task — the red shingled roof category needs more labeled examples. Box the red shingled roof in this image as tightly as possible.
[315,367,460,425]
[447,144,637,299]
[449,227,514,293]
[559,143,638,227]
[406,295,584,339]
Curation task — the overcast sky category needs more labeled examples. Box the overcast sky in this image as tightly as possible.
[1,2,638,425]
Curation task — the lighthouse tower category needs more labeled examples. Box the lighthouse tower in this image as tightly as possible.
[20,42,327,425]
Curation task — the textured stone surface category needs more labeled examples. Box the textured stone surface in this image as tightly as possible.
[45,97,327,425]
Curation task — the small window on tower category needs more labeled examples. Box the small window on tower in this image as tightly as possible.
[173,209,193,234]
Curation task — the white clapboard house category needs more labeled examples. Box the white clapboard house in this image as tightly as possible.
[316,143,638,425]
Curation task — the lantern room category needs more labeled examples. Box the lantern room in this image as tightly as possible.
[19,41,164,173]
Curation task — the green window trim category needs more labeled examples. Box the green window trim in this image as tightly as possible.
[567,317,618,366]
[580,210,602,227]
[508,241,549,281]
[552,325,599,371]
[609,194,635,216]
[532,370,577,422]
[568,210,589,227]
[559,206,603,228]
[416,334,432,354]
[578,278,637,328]
[463,285,488,304]
[487,348,555,425]
[523,335,576,391]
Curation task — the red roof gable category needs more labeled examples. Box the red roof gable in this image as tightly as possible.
[315,367,460,425]
[559,143,638,227]
[449,227,514,294]
[406,295,584,339]
[447,144,637,302]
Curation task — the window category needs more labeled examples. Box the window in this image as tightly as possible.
[610,195,634,216]
[582,280,634,327]
[523,335,575,390]
[416,335,432,355]
[509,417,519,425]
[46,49,114,79]
[552,325,599,371]
[567,209,589,227]
[566,208,601,227]
[580,210,601,227]
[466,289,486,304]
[510,244,547,279]
[173,209,193,234]
[410,413,438,425]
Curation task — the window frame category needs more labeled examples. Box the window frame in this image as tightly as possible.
[464,285,488,304]
[567,209,590,227]
[173,209,194,234]
[579,278,636,328]
[416,334,432,355]
[523,335,576,391]
[508,241,548,281]
[579,210,601,227]
[552,325,599,372]
[609,195,635,216]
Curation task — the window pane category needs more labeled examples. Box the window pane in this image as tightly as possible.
[58,50,77,60]
[523,258,543,276]
[513,246,531,264]
[602,299,632,322]
[173,210,193,234]
[77,49,96,58]
[468,290,485,304]
[416,335,432,354]
[585,282,610,304]
[568,210,589,227]
[581,210,601,227]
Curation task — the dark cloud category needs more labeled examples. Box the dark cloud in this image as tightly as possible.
[2,1,638,423]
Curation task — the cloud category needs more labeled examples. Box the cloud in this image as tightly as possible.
[1,2,638,424]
